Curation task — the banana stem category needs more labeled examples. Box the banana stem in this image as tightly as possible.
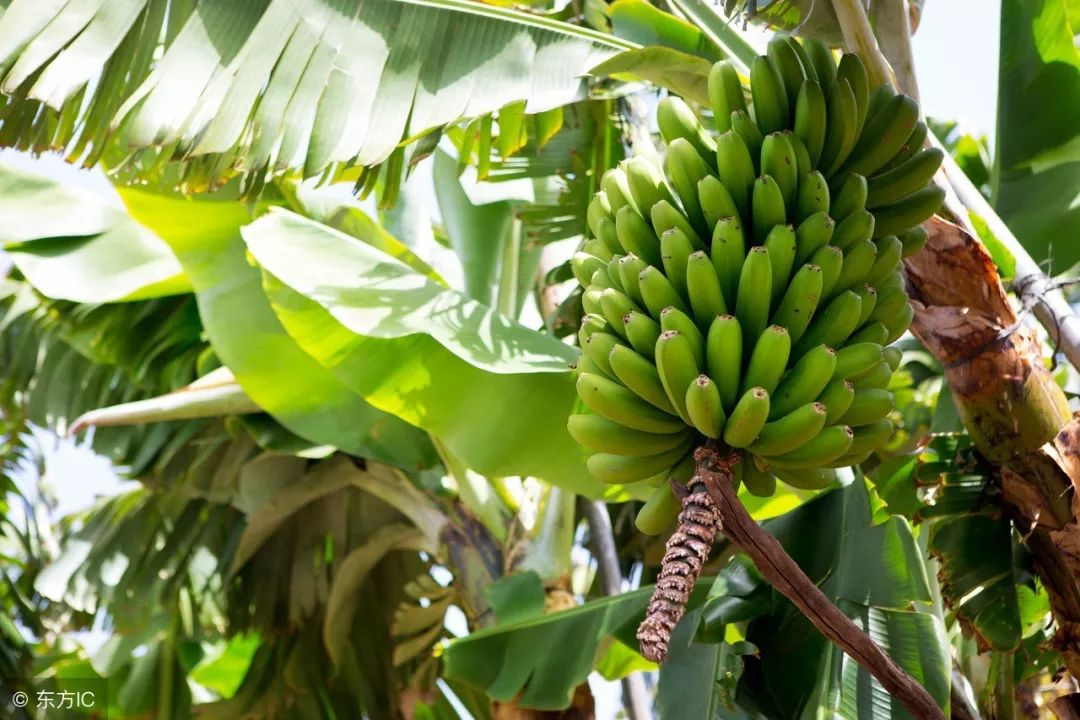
[828,0,892,88]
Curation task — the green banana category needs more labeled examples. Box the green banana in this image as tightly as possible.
[766,424,854,469]
[864,83,897,128]
[583,331,623,378]
[636,482,681,535]
[686,251,728,328]
[600,287,641,339]
[686,375,726,438]
[787,36,818,84]
[774,466,837,490]
[867,148,946,208]
[830,173,868,222]
[749,402,828,456]
[660,227,696,297]
[818,378,855,423]
[607,256,627,293]
[741,457,777,497]
[615,205,662,267]
[656,330,701,423]
[752,174,787,244]
[711,217,747,308]
[582,287,603,315]
[849,321,889,345]
[834,238,878,294]
[660,307,706,367]
[587,439,694,484]
[751,54,789,135]
[568,414,689,456]
[764,224,798,302]
[883,346,902,371]
[576,356,606,377]
[866,235,902,286]
[587,192,612,239]
[872,186,945,238]
[698,175,740,231]
[834,342,884,379]
[810,245,844,298]
[767,35,809,108]
[838,418,894,462]
[794,211,835,265]
[656,96,716,162]
[898,224,929,257]
[584,235,614,261]
[576,372,685,433]
[769,343,836,418]
[854,284,878,326]
[836,53,869,131]
[731,109,765,168]
[875,270,906,296]
[653,200,705,251]
[742,325,791,395]
[880,120,929,173]
[624,156,675,216]
[884,303,915,343]
[761,133,799,209]
[624,310,661,358]
[715,130,756,219]
[831,209,875,251]
[820,78,858,176]
[572,252,606,287]
[868,286,909,326]
[595,218,621,257]
[600,167,634,214]
[609,344,680,414]
[590,268,615,291]
[706,314,743,411]
[735,245,773,344]
[786,130,813,176]
[723,387,770,448]
[665,139,711,234]
[618,253,648,306]
[771,263,824,345]
[795,290,862,355]
[709,60,748,134]
[839,388,894,426]
[639,265,689,317]
[794,79,827,167]
[841,93,921,177]
[803,38,837,99]
[578,313,608,342]
[795,170,830,224]
[852,360,892,390]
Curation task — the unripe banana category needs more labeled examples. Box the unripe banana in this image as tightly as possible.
[615,205,662,267]
[750,402,828,456]
[583,236,614,261]
[764,224,798,302]
[868,285,909,326]
[636,482,681,535]
[766,425,854,469]
[786,130,813,176]
[884,303,915,343]
[834,238,878,294]
[601,167,634,214]
[864,83,897,128]
[576,356,607,378]
[820,78,858,176]
[743,325,791,395]
[810,245,844,298]
[639,265,689,317]
[818,377,855,423]
[875,270,906,296]
[761,133,799,209]
[839,388,894,426]
[665,138,711,234]
[771,263,824,345]
[843,418,894,458]
[579,313,608,342]
[854,284,878,326]
[606,256,626,293]
[834,342,884,379]
[618,253,648,305]
[752,175,787,244]
[590,268,615,291]
[583,331,623,378]
[595,218,620,258]
[656,96,716,162]
[660,227,696,297]
[624,310,660,358]
[731,109,765,168]
[715,130,756,219]
[883,346,902,371]
[735,245,773,344]
[660,306,706,367]
[866,235,903,286]
[653,200,705,251]
[582,287,603,315]
[767,35,809,108]
[787,36,817,83]
[587,192,612,238]
[600,287,641,339]
[794,211,836,265]
[706,314,743,412]
[576,372,685,433]
[795,170,830,224]
[656,330,701,423]
[836,53,870,131]
[795,290,862,356]
[686,375,726,438]
[587,439,695,483]
[711,217,747,308]
[830,173,868,222]
[741,456,777,497]
[774,466,837,490]
[609,344,679,414]
[898,224,929,257]
[872,186,945,238]
[572,252,607,287]
[832,209,875,251]
[709,60,748,134]
[802,38,837,99]
[568,414,690,456]
[769,343,836,418]
[849,321,889,345]
[624,156,675,216]
[686,251,728,328]
[853,360,893,390]
[723,387,770,448]
[867,148,946,208]
[698,175,740,231]
[880,120,929,173]
[794,79,827,167]
[751,54,790,135]
[841,93,920,177]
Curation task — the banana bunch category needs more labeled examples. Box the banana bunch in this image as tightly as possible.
[569,36,944,535]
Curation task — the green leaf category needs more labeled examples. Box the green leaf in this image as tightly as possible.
[486,571,547,626]
[189,633,261,699]
[243,209,617,498]
[995,0,1080,269]
[591,46,713,105]
[609,0,721,63]
[0,162,188,302]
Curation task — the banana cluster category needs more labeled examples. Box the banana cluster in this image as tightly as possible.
[568,37,945,534]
